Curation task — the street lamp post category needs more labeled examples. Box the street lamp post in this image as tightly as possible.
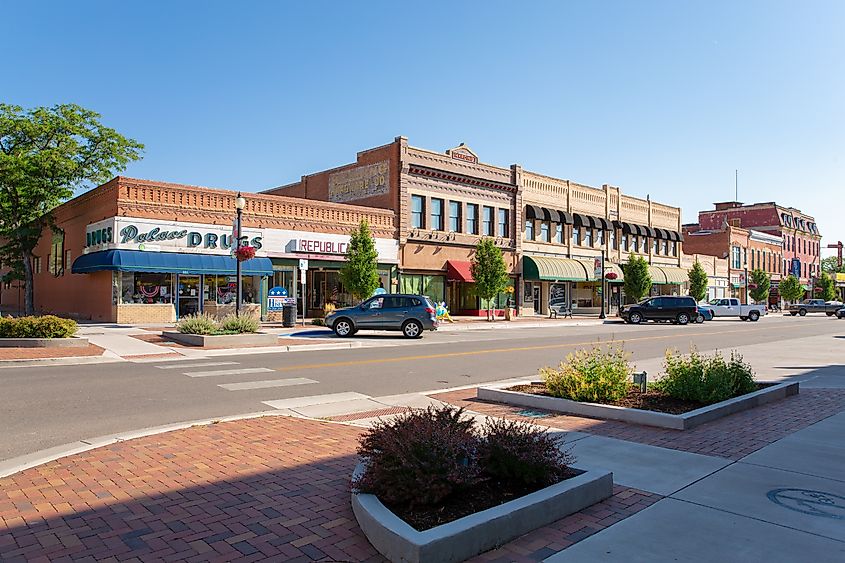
[235,193,246,317]
[599,250,606,320]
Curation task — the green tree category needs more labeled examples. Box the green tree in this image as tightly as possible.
[623,254,652,303]
[470,238,509,321]
[0,104,143,314]
[817,271,836,301]
[779,275,804,304]
[687,260,708,302]
[821,256,845,274]
[339,219,380,302]
[749,269,771,303]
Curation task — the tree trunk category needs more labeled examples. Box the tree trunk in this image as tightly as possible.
[22,249,34,315]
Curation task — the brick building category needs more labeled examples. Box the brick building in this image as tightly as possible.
[0,177,398,322]
[692,201,822,291]
[682,223,782,304]
[680,253,730,302]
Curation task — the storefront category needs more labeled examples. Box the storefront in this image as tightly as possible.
[648,264,689,298]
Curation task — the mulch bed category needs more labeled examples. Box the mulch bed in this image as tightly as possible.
[508,383,705,415]
[381,471,578,531]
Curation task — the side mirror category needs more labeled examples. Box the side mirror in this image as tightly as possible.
[360,303,367,310]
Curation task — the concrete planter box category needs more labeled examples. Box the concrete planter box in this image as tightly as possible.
[478,381,799,430]
[0,336,89,348]
[351,462,613,563]
[162,331,278,348]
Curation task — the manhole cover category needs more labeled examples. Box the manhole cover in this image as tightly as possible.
[767,488,845,520]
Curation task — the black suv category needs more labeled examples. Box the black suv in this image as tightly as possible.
[619,296,698,325]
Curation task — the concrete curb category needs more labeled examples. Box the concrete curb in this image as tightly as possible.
[162,331,279,348]
[351,462,613,563]
[0,354,124,368]
[0,336,90,348]
[478,381,800,430]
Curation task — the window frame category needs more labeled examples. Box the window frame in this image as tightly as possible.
[466,203,479,235]
[410,195,424,229]
[448,201,461,232]
[497,208,509,238]
[431,198,444,231]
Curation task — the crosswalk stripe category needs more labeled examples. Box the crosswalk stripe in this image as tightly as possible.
[217,378,318,391]
[262,392,370,410]
[155,362,239,369]
[184,367,274,378]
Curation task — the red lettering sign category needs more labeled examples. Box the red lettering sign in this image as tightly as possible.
[296,239,349,254]
[451,150,478,164]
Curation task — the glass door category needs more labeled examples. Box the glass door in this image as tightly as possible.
[533,284,541,315]
[177,275,201,317]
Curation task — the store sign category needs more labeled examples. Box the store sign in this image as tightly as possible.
[447,144,479,164]
[267,286,294,311]
[86,226,113,247]
[790,258,801,278]
[294,239,348,254]
[328,161,389,203]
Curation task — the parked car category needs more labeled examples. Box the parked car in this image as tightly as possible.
[696,305,714,323]
[836,306,845,319]
[619,296,698,325]
[787,299,844,317]
[706,298,767,321]
[325,294,438,338]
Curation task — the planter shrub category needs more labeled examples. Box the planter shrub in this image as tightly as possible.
[541,345,633,403]
[0,315,78,338]
[654,349,756,405]
[175,314,218,335]
[219,314,260,334]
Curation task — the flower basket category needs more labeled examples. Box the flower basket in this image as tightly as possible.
[814,287,823,293]
[605,272,618,280]
[234,245,257,262]
[748,283,758,290]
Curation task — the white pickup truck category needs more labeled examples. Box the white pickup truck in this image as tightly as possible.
[706,298,767,321]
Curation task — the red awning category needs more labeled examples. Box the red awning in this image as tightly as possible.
[446,260,474,282]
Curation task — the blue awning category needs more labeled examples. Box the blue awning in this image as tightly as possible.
[72,250,273,276]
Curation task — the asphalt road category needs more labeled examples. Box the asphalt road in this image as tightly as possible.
[2,315,842,461]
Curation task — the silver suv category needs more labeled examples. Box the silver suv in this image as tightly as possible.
[325,294,439,338]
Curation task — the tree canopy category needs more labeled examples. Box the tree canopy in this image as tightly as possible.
[0,103,143,313]
[817,271,836,301]
[821,256,844,274]
[778,275,804,303]
[749,269,771,303]
[471,238,509,321]
[687,260,708,302]
[623,254,652,302]
[339,219,380,301]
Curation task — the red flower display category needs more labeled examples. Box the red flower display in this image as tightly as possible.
[814,286,823,293]
[748,283,758,290]
[234,245,257,262]
[605,272,618,280]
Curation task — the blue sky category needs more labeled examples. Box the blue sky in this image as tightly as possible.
[5,1,844,252]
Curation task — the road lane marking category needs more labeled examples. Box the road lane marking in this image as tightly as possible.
[156,362,239,369]
[262,392,370,410]
[274,325,773,372]
[218,378,318,391]
[184,368,274,378]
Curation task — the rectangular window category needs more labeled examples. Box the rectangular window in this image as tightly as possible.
[431,198,444,231]
[597,230,605,246]
[540,221,550,242]
[731,246,742,269]
[622,233,629,251]
[525,219,534,240]
[466,203,479,234]
[411,195,424,229]
[120,272,173,304]
[743,248,747,266]
[34,257,42,275]
[48,231,65,276]
[661,240,668,255]
[672,241,677,256]
[583,228,592,247]
[632,236,639,253]
[554,223,563,244]
[498,209,509,238]
[572,225,580,246]
[482,206,494,236]
[653,238,659,254]
[611,230,618,250]
[448,201,461,232]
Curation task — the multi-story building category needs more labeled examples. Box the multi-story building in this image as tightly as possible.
[266,136,686,316]
[692,201,822,291]
[682,223,782,304]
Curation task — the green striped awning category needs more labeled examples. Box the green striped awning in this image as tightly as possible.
[648,265,688,285]
[523,256,591,281]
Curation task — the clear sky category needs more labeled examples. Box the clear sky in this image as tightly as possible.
[5,1,844,253]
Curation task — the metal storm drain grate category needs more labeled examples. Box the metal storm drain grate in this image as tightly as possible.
[517,409,552,419]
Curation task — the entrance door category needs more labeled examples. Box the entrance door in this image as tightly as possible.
[533,284,541,315]
[177,275,201,317]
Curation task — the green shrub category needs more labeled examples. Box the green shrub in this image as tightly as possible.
[478,418,573,488]
[541,344,633,403]
[218,314,260,334]
[175,314,218,335]
[0,315,77,338]
[654,349,756,405]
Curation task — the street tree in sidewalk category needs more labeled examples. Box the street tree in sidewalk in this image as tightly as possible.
[687,260,708,302]
[748,269,771,303]
[778,275,803,304]
[340,219,381,303]
[471,238,509,321]
[0,104,143,315]
[817,271,836,301]
[623,255,652,303]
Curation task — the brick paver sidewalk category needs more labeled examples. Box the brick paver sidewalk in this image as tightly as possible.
[0,415,660,562]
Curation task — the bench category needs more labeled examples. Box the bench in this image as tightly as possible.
[549,305,573,319]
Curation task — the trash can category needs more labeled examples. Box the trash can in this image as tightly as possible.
[282,304,296,328]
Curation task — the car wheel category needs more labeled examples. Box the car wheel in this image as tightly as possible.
[749,310,760,322]
[826,312,834,317]
[799,309,807,316]
[695,314,705,324]
[629,312,643,325]
[402,319,423,339]
[333,318,353,337]
[676,313,689,325]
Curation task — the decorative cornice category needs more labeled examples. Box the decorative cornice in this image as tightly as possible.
[408,165,517,193]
